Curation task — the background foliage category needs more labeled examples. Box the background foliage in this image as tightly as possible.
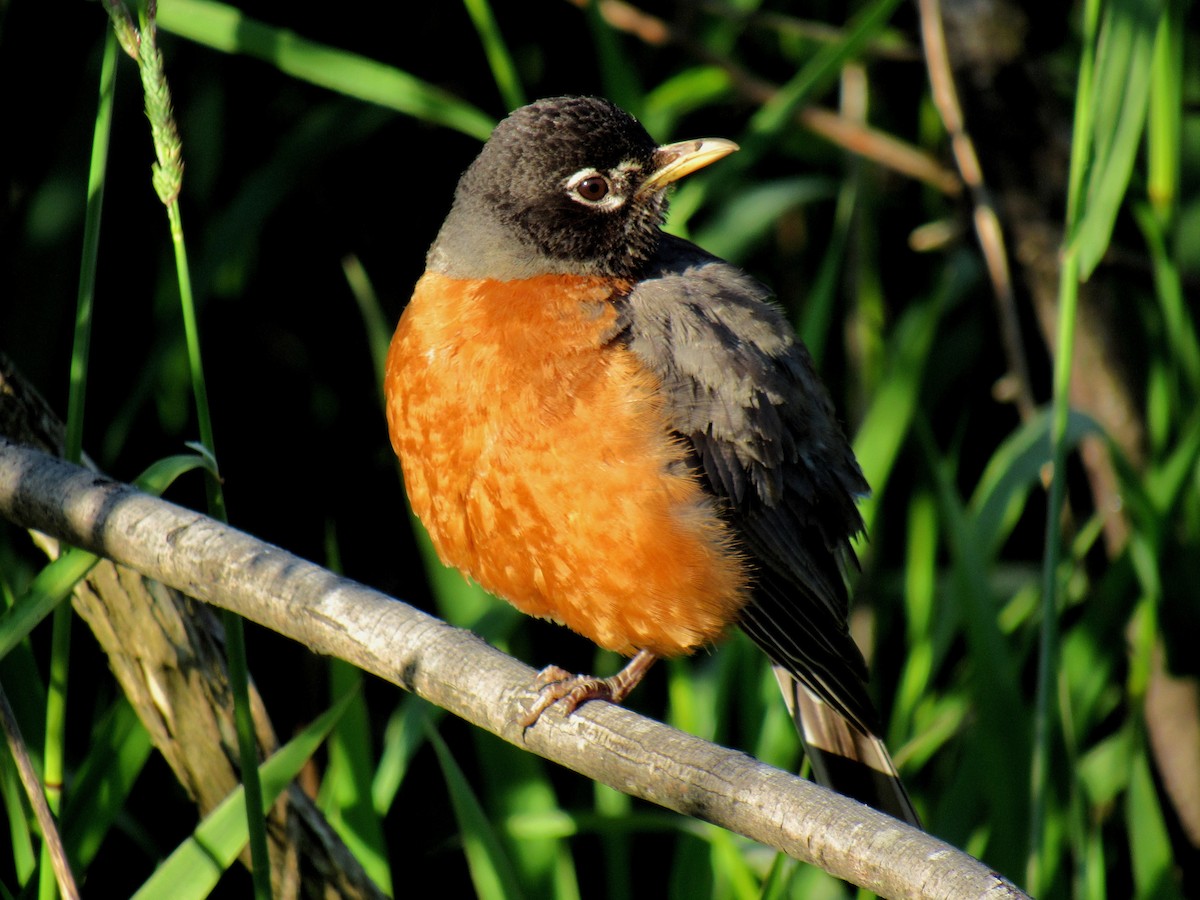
[1,0,1198,897]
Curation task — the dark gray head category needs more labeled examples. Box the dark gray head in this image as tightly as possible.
[426,96,737,280]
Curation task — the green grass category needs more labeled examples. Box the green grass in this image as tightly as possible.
[1,0,1197,896]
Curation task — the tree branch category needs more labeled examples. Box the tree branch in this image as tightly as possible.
[0,358,384,899]
[0,439,1025,900]
[0,683,80,899]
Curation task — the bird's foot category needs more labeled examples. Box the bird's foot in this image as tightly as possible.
[519,667,613,728]
[519,650,658,728]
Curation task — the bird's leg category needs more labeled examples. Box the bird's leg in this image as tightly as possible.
[520,649,658,728]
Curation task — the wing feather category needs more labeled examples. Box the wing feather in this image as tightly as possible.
[620,235,876,731]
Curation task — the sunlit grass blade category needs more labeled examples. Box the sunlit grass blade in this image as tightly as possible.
[1146,0,1182,223]
[666,654,718,743]
[1063,0,1102,223]
[372,695,436,815]
[66,25,119,466]
[1126,749,1181,899]
[0,551,97,665]
[62,698,153,872]
[1080,728,1135,815]
[583,0,642,114]
[157,0,495,140]
[641,67,733,137]
[472,730,580,899]
[707,827,759,900]
[894,694,969,774]
[39,25,124,898]
[781,861,846,899]
[122,2,277,889]
[427,723,526,900]
[594,781,633,898]
[1134,203,1200,393]
[1027,14,1123,868]
[315,526,391,892]
[852,257,968,539]
[891,490,937,744]
[1,744,37,885]
[969,409,1101,556]
[758,853,793,900]
[916,416,1028,875]
[462,0,524,111]
[500,811,591,900]
[342,254,391,402]
[318,661,392,895]
[1068,0,1162,279]
[133,449,217,496]
[130,687,358,900]
[748,0,905,136]
[690,177,834,263]
[798,176,858,367]
[1143,412,1200,513]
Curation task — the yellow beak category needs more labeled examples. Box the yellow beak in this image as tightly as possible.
[638,138,739,196]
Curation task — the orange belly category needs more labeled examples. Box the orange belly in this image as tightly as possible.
[384,271,749,657]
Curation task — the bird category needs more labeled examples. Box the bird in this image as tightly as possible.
[384,95,920,827]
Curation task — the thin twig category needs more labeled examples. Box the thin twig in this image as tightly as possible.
[564,0,962,197]
[114,2,273,894]
[0,682,80,900]
[917,0,1036,420]
[699,2,922,62]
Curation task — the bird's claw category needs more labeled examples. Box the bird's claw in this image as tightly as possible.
[520,666,615,728]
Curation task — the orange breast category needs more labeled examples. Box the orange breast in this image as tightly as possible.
[384,271,750,657]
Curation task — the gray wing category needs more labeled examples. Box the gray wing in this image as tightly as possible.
[620,235,878,733]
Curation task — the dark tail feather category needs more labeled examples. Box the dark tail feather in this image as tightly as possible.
[774,668,922,828]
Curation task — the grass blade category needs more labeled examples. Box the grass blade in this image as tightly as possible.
[462,0,525,111]
[157,0,495,139]
[62,698,153,871]
[0,551,98,665]
[1126,748,1181,899]
[131,687,358,900]
[852,258,965,538]
[970,409,1101,557]
[1146,0,1182,223]
[427,723,526,900]
[317,661,393,895]
[1069,0,1163,278]
[691,177,834,263]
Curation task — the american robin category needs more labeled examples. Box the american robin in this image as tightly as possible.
[385,96,919,827]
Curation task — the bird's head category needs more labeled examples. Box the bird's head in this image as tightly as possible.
[427,96,737,280]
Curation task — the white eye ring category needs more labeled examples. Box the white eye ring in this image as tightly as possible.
[565,169,626,210]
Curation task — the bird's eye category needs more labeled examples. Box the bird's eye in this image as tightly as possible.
[575,175,610,202]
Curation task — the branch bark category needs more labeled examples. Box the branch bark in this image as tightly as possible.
[0,438,1026,900]
[0,361,384,899]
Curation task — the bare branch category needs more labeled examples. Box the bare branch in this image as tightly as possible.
[562,0,962,197]
[0,683,80,900]
[0,439,1026,900]
[917,0,1034,421]
[0,358,385,899]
